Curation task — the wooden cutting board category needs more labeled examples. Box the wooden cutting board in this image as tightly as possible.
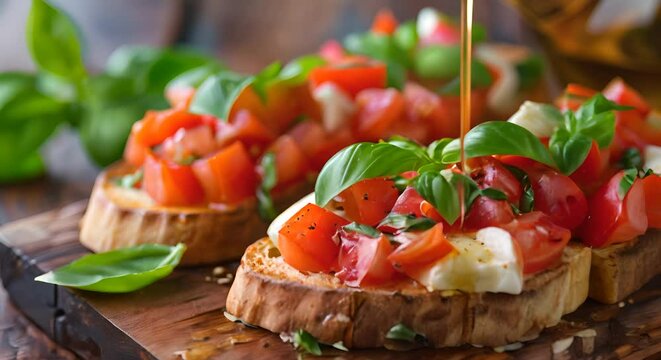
[1,201,660,360]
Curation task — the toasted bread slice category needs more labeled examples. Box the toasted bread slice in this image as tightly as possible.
[79,162,311,265]
[226,238,591,348]
[588,230,661,304]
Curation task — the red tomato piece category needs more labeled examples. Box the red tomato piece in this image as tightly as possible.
[160,125,217,164]
[390,187,426,218]
[319,40,345,63]
[371,9,398,35]
[287,121,355,171]
[191,142,257,205]
[387,223,455,276]
[165,86,196,109]
[143,154,205,206]
[528,166,588,230]
[278,203,350,272]
[603,78,651,123]
[501,211,571,274]
[337,178,399,226]
[570,141,609,195]
[309,62,387,98]
[577,170,648,247]
[354,88,405,141]
[463,196,515,232]
[556,83,597,112]
[436,89,488,138]
[337,230,397,287]
[468,156,523,206]
[643,174,661,229]
[217,109,276,157]
[268,135,310,189]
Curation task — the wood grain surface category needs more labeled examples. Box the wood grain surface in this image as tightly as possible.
[1,201,660,360]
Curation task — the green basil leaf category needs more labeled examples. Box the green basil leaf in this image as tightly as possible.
[343,32,411,89]
[427,138,453,162]
[377,213,436,233]
[34,243,186,293]
[331,341,349,352]
[343,222,381,238]
[26,0,86,81]
[166,63,224,91]
[414,171,460,224]
[252,62,282,101]
[36,72,78,102]
[619,148,643,170]
[442,121,554,166]
[189,72,254,121]
[0,150,45,184]
[549,128,592,175]
[278,55,326,85]
[0,73,36,109]
[574,93,631,122]
[414,45,460,80]
[515,54,544,91]
[388,136,431,161]
[438,60,493,95]
[393,21,418,52]
[618,168,639,200]
[293,329,322,356]
[481,187,508,200]
[114,170,143,189]
[257,152,277,221]
[386,323,425,343]
[504,164,534,213]
[315,142,431,206]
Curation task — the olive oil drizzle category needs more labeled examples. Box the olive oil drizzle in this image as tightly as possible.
[459,0,474,226]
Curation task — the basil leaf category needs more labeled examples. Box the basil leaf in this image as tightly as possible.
[315,142,431,206]
[378,214,436,233]
[190,72,254,121]
[278,55,326,85]
[549,127,592,175]
[0,151,45,184]
[618,168,639,200]
[481,187,508,201]
[393,21,418,52]
[504,165,534,213]
[331,341,349,352]
[293,330,322,356]
[515,54,544,91]
[386,323,425,343]
[114,170,143,189]
[251,62,282,101]
[427,138,453,162]
[414,45,460,80]
[568,109,615,148]
[26,0,86,81]
[619,148,643,170]
[414,171,460,224]
[257,152,277,221]
[387,136,431,161]
[574,93,631,123]
[343,222,381,238]
[34,243,186,293]
[442,121,554,166]
[439,60,493,95]
[343,32,411,89]
[166,63,224,91]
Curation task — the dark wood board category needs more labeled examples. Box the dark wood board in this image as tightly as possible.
[1,201,660,360]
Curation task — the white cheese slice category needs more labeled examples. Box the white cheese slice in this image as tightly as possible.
[644,145,661,174]
[312,83,355,133]
[415,227,523,294]
[507,101,562,138]
[267,193,315,248]
[416,7,440,39]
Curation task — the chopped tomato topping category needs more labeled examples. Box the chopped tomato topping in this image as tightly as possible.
[468,156,523,206]
[337,230,397,287]
[143,154,205,206]
[354,88,405,141]
[643,174,661,229]
[268,135,310,190]
[388,223,455,277]
[463,196,515,232]
[309,62,387,98]
[337,178,399,226]
[165,86,196,110]
[217,109,276,157]
[278,203,350,272]
[371,9,398,35]
[569,141,609,195]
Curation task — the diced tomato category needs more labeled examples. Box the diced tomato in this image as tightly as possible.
[231,83,309,133]
[556,83,597,112]
[501,212,571,274]
[387,223,455,276]
[354,88,405,141]
[570,141,609,195]
[337,230,397,287]
[124,134,150,167]
[319,40,346,63]
[309,62,387,98]
[642,174,661,229]
[217,109,276,157]
[371,9,398,35]
[165,86,196,110]
[287,121,355,171]
[143,154,205,206]
[160,125,217,164]
[268,135,310,189]
[603,78,651,124]
[468,156,523,206]
[191,142,257,204]
[435,88,488,138]
[337,178,399,226]
[390,187,426,218]
[278,203,350,272]
[577,170,648,247]
[463,196,515,232]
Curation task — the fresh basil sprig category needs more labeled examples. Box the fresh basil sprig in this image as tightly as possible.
[114,170,143,189]
[293,329,322,356]
[35,243,186,293]
[618,148,643,170]
[257,152,277,221]
[343,222,381,238]
[386,323,426,343]
[504,165,534,213]
[618,168,652,200]
[442,121,554,166]
[550,94,629,174]
[190,72,254,121]
[378,214,436,233]
[315,142,430,207]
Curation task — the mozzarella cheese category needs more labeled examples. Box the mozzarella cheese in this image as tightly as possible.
[507,101,562,138]
[312,83,356,133]
[415,227,524,294]
[267,193,316,248]
[475,44,520,116]
[416,7,440,39]
[644,145,661,174]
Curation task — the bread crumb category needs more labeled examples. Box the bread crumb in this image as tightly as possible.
[552,337,574,353]
[216,278,231,285]
[213,266,227,276]
[618,301,625,308]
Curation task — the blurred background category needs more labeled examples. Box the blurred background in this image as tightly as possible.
[0,0,659,223]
